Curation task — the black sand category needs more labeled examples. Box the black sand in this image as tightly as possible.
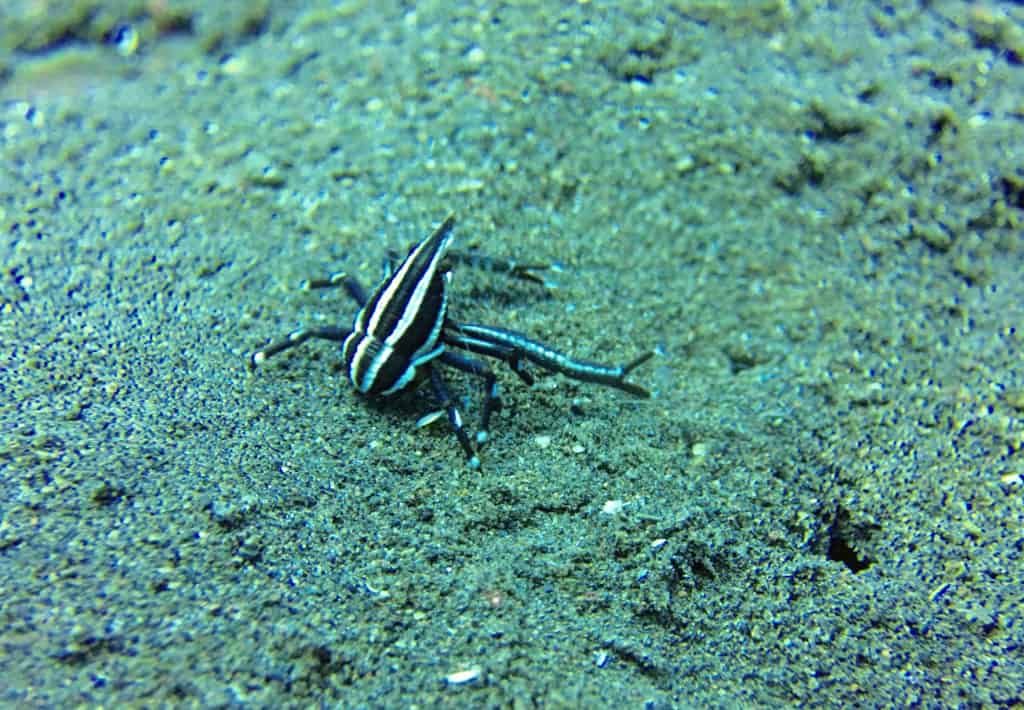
[1,2,1021,707]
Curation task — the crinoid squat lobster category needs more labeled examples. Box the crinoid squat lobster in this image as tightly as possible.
[249,215,652,467]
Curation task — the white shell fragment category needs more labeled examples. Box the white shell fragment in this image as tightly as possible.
[445,667,481,685]
[416,410,446,428]
[600,499,625,515]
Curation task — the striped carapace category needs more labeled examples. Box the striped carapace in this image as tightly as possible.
[250,215,652,467]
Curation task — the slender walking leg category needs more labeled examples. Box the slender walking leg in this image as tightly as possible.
[249,327,348,366]
[426,365,479,468]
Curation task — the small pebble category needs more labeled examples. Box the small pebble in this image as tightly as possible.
[601,499,625,515]
[445,667,481,685]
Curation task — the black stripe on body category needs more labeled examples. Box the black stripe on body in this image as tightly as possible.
[344,216,455,395]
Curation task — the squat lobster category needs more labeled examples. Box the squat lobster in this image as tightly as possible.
[249,215,652,467]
